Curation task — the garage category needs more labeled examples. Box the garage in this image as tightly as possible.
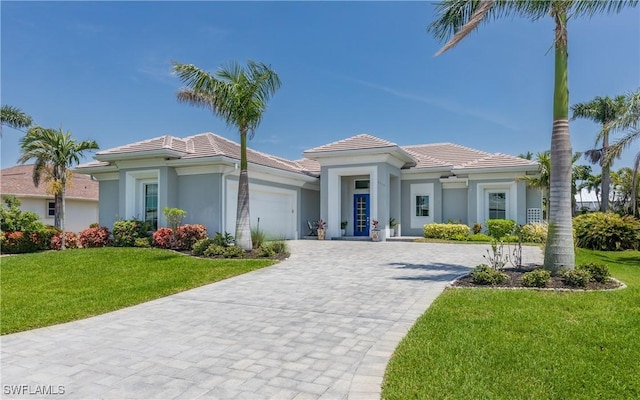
[225,180,298,239]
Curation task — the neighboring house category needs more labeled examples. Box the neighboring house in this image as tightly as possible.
[1,164,99,232]
[75,133,542,241]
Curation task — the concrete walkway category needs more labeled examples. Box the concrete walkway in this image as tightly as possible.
[1,241,542,400]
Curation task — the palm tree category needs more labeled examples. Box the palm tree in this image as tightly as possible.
[18,127,99,249]
[571,95,628,212]
[428,0,637,273]
[519,151,550,220]
[172,60,281,250]
[607,90,640,216]
[1,105,32,135]
[578,173,602,210]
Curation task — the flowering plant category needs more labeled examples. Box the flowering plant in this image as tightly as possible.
[317,219,326,230]
[371,220,379,230]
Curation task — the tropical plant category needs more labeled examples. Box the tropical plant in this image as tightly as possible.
[0,105,32,135]
[611,167,640,215]
[18,127,99,249]
[572,95,628,212]
[606,90,640,216]
[428,0,637,273]
[172,60,281,250]
[578,172,602,210]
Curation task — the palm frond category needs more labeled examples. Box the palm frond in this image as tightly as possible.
[1,105,33,131]
[571,0,639,19]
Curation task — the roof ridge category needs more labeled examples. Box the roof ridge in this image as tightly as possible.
[97,135,169,154]
[402,146,451,167]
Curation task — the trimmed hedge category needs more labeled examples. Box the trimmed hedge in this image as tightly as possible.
[486,219,516,239]
[423,223,470,240]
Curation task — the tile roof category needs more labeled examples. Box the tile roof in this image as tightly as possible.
[93,132,318,177]
[1,165,99,201]
[402,143,537,170]
[304,134,398,153]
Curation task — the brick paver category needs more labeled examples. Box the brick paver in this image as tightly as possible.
[1,241,542,399]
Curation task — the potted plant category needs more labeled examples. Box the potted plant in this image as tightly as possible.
[389,217,399,237]
[317,219,326,240]
[371,219,380,241]
[340,221,347,236]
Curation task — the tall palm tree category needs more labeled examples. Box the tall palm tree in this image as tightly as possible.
[571,95,627,212]
[519,151,550,220]
[18,127,99,249]
[606,90,640,216]
[428,0,637,273]
[1,105,32,136]
[172,60,281,250]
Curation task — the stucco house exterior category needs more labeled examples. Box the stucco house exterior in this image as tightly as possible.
[1,164,99,232]
[75,132,542,241]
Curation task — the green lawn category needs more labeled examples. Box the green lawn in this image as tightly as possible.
[382,249,640,399]
[0,248,274,335]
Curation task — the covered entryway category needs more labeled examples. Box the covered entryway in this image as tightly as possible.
[226,181,298,239]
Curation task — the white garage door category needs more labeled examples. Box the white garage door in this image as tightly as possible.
[226,181,298,239]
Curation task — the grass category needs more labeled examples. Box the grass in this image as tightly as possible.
[0,247,274,335]
[382,248,640,399]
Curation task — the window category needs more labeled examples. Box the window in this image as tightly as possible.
[488,192,506,219]
[144,183,158,230]
[416,195,430,216]
[47,201,55,217]
[355,180,370,189]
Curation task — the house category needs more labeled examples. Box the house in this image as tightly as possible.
[75,133,542,240]
[1,164,99,232]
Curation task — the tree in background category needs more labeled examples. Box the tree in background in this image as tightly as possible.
[571,95,628,212]
[1,105,32,136]
[172,60,281,250]
[428,0,636,272]
[607,90,640,216]
[18,127,99,249]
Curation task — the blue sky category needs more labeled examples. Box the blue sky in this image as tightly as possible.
[2,1,639,171]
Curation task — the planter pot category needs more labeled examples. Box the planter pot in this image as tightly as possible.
[341,229,346,236]
[317,229,326,240]
[385,228,393,238]
[371,230,380,242]
[394,224,401,237]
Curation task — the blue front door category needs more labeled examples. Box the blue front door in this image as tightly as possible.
[354,194,370,236]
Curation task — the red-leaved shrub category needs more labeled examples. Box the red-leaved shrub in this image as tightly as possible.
[152,227,174,249]
[79,226,111,248]
[1,229,58,254]
[175,224,208,250]
[51,232,80,250]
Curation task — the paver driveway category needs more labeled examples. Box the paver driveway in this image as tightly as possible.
[1,241,542,399]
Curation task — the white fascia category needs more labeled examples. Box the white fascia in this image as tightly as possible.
[327,165,378,239]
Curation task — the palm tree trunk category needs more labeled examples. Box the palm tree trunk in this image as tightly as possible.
[601,132,610,212]
[235,129,253,251]
[544,5,575,273]
[54,193,62,229]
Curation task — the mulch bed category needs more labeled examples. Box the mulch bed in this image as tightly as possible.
[452,265,624,291]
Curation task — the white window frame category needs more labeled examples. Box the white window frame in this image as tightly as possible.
[125,170,160,223]
[46,200,55,218]
[486,190,508,220]
[477,182,517,223]
[410,183,434,228]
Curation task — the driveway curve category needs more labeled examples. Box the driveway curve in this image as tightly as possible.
[2,241,542,400]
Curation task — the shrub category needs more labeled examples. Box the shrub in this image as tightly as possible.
[423,223,470,240]
[134,237,151,248]
[472,222,483,234]
[152,227,174,249]
[163,207,186,230]
[503,235,520,243]
[213,232,235,247]
[89,222,100,228]
[175,224,208,250]
[112,219,151,247]
[259,240,289,258]
[521,269,551,288]
[577,263,610,283]
[486,219,516,240]
[51,232,80,250]
[223,245,245,258]
[470,264,508,285]
[251,227,267,249]
[452,233,469,241]
[468,233,493,242]
[561,268,591,288]
[203,244,226,257]
[79,226,111,248]
[573,212,640,251]
[1,231,36,253]
[192,238,217,256]
[520,223,548,243]
[0,195,46,233]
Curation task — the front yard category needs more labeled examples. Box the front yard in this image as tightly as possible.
[0,248,274,335]
[382,248,640,399]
